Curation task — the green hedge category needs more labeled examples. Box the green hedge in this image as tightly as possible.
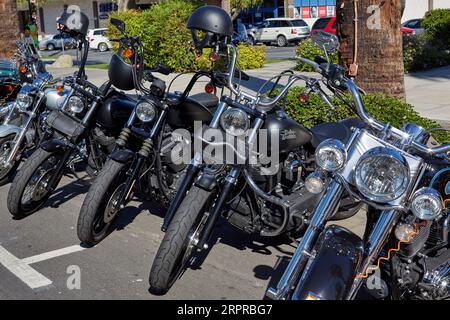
[422,9,450,47]
[107,0,199,72]
[403,36,450,72]
[295,38,338,72]
[196,44,266,70]
[107,1,265,72]
[281,87,450,143]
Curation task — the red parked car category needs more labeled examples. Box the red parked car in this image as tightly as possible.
[312,16,414,35]
[311,17,337,34]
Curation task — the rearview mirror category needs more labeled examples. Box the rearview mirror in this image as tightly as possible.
[311,30,340,53]
[110,18,126,34]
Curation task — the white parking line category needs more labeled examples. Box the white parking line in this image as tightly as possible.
[22,245,86,265]
[0,245,52,289]
[0,244,87,290]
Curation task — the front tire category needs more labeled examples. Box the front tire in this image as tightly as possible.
[46,43,55,51]
[149,186,213,295]
[7,148,62,219]
[77,159,130,245]
[0,134,20,186]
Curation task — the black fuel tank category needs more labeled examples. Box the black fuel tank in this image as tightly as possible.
[166,93,218,129]
[262,110,312,153]
[96,90,135,129]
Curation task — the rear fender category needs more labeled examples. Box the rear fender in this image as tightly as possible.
[292,225,364,300]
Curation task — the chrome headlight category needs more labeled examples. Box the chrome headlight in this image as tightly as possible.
[66,95,86,113]
[136,100,157,123]
[410,187,442,220]
[219,108,250,136]
[354,147,409,203]
[315,139,347,172]
[16,93,33,111]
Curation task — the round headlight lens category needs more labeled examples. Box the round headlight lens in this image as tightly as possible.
[305,172,326,194]
[315,139,347,172]
[136,101,157,123]
[410,187,442,221]
[16,93,33,111]
[219,108,250,136]
[67,95,86,113]
[354,148,409,203]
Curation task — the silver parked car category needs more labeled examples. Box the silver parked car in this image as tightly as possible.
[39,34,76,51]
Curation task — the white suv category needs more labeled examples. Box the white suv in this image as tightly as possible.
[248,18,310,47]
[87,28,112,52]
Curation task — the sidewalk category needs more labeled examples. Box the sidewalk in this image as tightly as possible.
[47,61,450,123]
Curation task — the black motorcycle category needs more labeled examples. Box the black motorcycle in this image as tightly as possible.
[148,41,363,294]
[266,31,450,301]
[7,17,135,219]
[76,18,222,245]
[0,42,42,114]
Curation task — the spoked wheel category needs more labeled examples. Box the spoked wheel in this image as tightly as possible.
[0,134,20,186]
[7,148,63,219]
[149,186,215,295]
[77,159,131,245]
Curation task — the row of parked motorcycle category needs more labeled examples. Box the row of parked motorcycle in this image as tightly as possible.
[0,6,449,300]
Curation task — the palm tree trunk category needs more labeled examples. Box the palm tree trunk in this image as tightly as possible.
[0,0,20,59]
[336,0,405,98]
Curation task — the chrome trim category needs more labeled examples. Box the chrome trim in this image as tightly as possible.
[266,180,344,299]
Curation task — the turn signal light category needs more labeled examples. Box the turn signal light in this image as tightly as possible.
[19,65,28,74]
[123,48,134,59]
[298,93,309,104]
[205,83,215,94]
[6,84,14,93]
[209,51,219,62]
[56,85,64,94]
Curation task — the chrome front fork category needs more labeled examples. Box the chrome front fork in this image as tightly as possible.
[3,92,45,168]
[347,209,401,299]
[266,179,345,300]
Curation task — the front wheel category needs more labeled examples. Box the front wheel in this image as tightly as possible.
[0,134,20,186]
[77,159,130,245]
[98,43,108,52]
[149,186,214,295]
[277,35,288,47]
[7,148,63,219]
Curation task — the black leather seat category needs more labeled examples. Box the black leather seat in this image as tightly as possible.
[310,118,366,148]
[187,93,219,108]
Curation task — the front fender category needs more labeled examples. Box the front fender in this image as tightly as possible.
[292,225,364,300]
[109,149,135,164]
[40,139,68,152]
[0,124,20,138]
[194,171,217,191]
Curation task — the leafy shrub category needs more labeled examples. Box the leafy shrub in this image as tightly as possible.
[403,36,450,72]
[422,9,450,47]
[107,1,265,72]
[107,0,200,72]
[295,39,338,72]
[281,86,450,143]
[196,44,266,70]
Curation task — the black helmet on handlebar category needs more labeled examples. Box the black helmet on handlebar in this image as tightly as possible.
[187,5,233,55]
[57,9,90,38]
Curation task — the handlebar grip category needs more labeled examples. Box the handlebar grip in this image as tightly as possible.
[296,57,321,73]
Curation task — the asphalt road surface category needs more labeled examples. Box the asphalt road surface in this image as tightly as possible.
[0,170,296,299]
[42,45,297,66]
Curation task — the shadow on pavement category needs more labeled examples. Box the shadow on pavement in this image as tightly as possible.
[406,65,450,81]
